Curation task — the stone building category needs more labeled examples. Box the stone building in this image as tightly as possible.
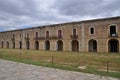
[0,16,120,52]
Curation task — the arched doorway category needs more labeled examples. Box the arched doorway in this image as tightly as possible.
[13,42,15,48]
[26,41,30,49]
[45,41,50,50]
[1,42,4,48]
[57,40,63,51]
[108,39,119,52]
[19,41,22,49]
[89,39,97,52]
[6,42,9,48]
[35,41,39,50]
[71,40,79,51]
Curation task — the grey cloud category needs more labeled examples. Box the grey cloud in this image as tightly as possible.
[53,0,120,17]
[0,0,38,16]
[0,0,120,31]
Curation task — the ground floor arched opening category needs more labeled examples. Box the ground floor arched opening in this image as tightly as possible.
[57,40,63,51]
[45,41,50,50]
[6,42,9,48]
[26,41,30,49]
[108,39,119,52]
[12,42,15,48]
[19,41,22,49]
[71,40,79,51]
[88,39,97,52]
[1,42,4,48]
[35,41,39,50]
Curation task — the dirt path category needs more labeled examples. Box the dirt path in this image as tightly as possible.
[0,59,119,80]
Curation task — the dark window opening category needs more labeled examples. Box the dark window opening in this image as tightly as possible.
[20,34,21,38]
[58,30,62,37]
[27,33,29,38]
[90,28,94,34]
[36,32,38,38]
[46,31,49,38]
[13,34,15,38]
[73,29,76,36]
[110,26,116,34]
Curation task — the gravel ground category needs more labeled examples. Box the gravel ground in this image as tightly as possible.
[0,59,119,80]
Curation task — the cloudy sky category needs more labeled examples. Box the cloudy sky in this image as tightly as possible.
[0,0,120,31]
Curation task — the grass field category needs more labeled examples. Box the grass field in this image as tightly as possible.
[0,48,120,78]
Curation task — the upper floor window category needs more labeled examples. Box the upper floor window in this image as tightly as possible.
[109,25,117,37]
[7,35,9,38]
[13,34,15,38]
[46,31,49,38]
[73,29,76,35]
[20,34,21,38]
[90,27,94,34]
[35,32,38,38]
[58,30,62,37]
[27,33,29,38]
[110,25,116,34]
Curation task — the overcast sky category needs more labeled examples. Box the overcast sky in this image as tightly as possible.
[0,0,120,31]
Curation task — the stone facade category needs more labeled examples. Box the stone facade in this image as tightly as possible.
[0,16,120,52]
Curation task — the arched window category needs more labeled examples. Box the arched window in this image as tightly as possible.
[73,29,76,36]
[90,27,94,34]
[58,30,62,38]
[46,31,49,38]
[35,32,38,38]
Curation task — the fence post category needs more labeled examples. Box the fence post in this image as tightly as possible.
[106,61,109,73]
[19,53,21,61]
[51,56,54,66]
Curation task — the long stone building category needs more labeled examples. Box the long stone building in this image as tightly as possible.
[0,16,120,52]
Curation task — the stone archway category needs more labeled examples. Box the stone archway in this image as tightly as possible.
[19,41,22,49]
[57,40,63,51]
[71,40,79,51]
[108,39,119,52]
[35,41,39,50]
[6,42,9,48]
[26,41,30,49]
[88,39,97,52]
[45,41,50,50]
[1,42,4,48]
[12,42,15,48]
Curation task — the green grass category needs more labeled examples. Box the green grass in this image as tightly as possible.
[0,48,120,78]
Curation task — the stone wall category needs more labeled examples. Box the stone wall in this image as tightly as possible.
[0,16,120,52]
